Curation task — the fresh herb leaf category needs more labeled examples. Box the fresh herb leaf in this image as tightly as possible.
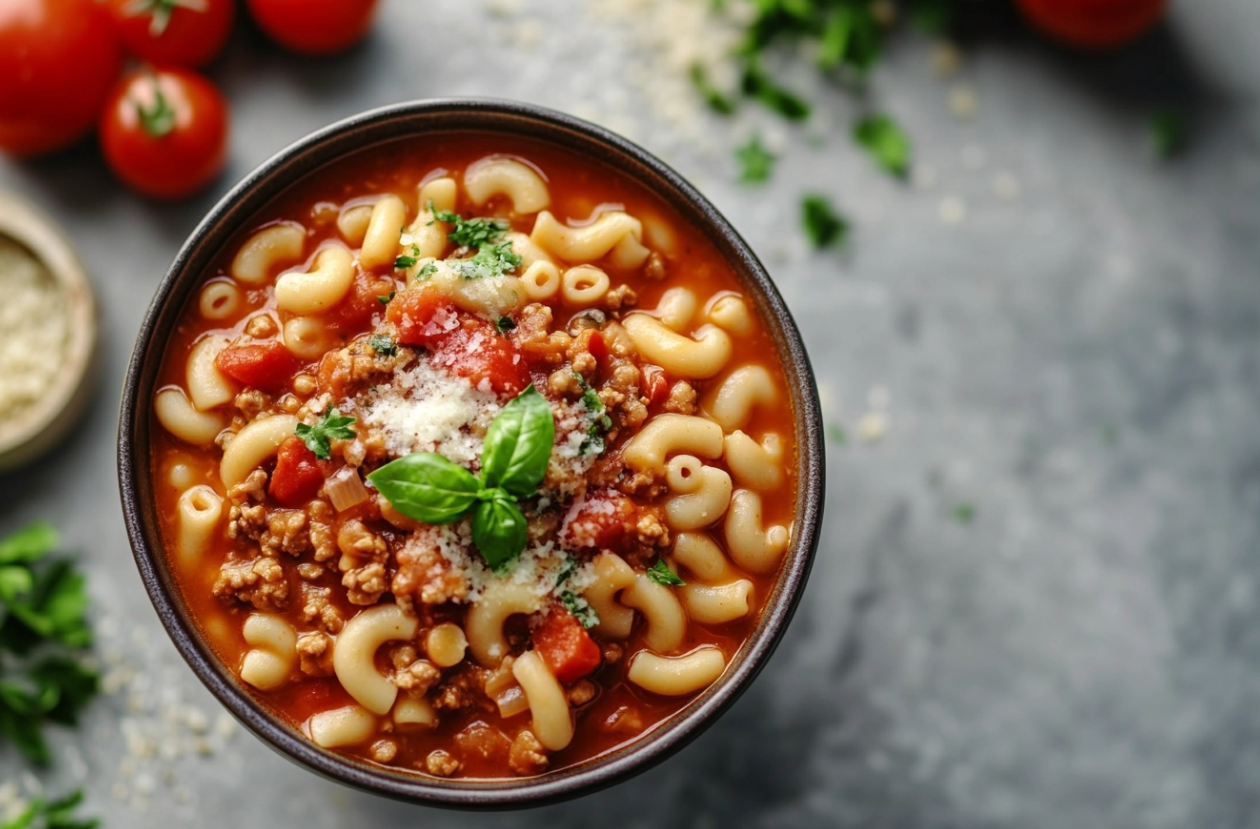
[295,406,356,460]
[736,135,776,183]
[417,261,439,280]
[953,503,975,524]
[394,254,417,269]
[854,113,911,177]
[1,787,98,829]
[646,560,685,587]
[377,291,395,305]
[0,523,57,565]
[430,206,510,249]
[367,454,483,524]
[496,316,516,333]
[448,241,522,280]
[1149,108,1185,158]
[555,554,577,587]
[801,195,849,249]
[480,385,555,499]
[471,491,528,573]
[368,334,397,357]
[817,4,881,73]
[560,591,599,629]
[689,63,737,115]
[741,62,811,121]
[827,423,848,445]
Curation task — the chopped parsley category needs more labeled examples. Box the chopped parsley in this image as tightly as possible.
[449,241,522,280]
[740,62,811,121]
[646,560,685,587]
[853,113,911,177]
[430,204,510,249]
[952,503,976,524]
[816,3,882,73]
[577,377,612,457]
[736,135,776,183]
[377,291,395,305]
[2,787,98,829]
[555,554,577,587]
[560,590,599,629]
[368,334,397,357]
[295,406,356,460]
[496,316,517,333]
[689,63,737,116]
[394,244,419,270]
[801,195,849,249]
[0,523,99,767]
[416,261,438,281]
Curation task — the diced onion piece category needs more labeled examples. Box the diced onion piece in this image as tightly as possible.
[326,466,369,512]
[494,684,530,719]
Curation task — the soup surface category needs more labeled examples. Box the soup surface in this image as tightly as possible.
[151,134,796,778]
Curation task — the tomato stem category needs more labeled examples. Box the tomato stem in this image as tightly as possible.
[123,0,209,37]
[134,77,176,138]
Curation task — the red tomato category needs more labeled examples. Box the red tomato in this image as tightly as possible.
[245,0,379,55]
[533,607,602,685]
[642,364,670,408]
[387,286,460,347]
[0,0,123,156]
[215,340,301,393]
[1016,0,1169,49]
[431,321,530,397]
[106,0,235,68]
[270,436,324,507]
[561,489,638,552]
[99,67,229,199]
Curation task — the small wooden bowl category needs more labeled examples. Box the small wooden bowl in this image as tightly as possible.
[0,190,97,472]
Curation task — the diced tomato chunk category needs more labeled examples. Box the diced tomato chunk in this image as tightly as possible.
[269,436,324,507]
[586,329,608,366]
[387,285,460,346]
[325,270,392,334]
[642,364,669,408]
[214,340,302,393]
[561,489,638,552]
[431,320,530,397]
[533,606,602,685]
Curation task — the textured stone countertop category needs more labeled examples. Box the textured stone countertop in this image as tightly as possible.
[2,1,1258,826]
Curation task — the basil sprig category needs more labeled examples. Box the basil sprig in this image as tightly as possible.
[367,385,555,571]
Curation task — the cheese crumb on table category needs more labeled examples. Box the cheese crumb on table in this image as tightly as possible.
[0,234,67,421]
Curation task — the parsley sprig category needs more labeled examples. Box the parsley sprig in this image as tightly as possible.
[0,524,99,767]
[295,406,356,460]
[1,788,98,829]
[560,590,599,629]
[368,386,556,571]
[646,559,686,587]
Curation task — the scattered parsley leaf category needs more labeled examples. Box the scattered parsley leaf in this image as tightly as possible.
[449,242,522,280]
[368,334,397,357]
[1,787,98,829]
[817,4,882,73]
[295,406,356,460]
[416,261,439,280]
[1149,108,1185,158]
[555,554,577,587]
[952,503,975,524]
[394,254,417,269]
[496,316,517,333]
[741,62,811,121]
[736,135,776,183]
[430,205,510,249]
[689,63,737,115]
[646,560,685,587]
[801,195,849,249]
[854,113,911,177]
[377,291,395,305]
[560,591,599,629]
[827,423,847,445]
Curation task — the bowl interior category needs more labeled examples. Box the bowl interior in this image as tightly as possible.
[118,98,824,808]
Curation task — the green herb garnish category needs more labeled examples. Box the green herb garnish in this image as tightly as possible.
[417,261,439,281]
[555,554,577,587]
[430,205,510,249]
[377,291,395,305]
[646,560,685,587]
[816,4,882,72]
[560,590,599,629]
[853,113,911,177]
[496,316,517,333]
[368,386,555,571]
[368,334,397,357]
[736,135,776,183]
[0,524,99,768]
[741,62,811,121]
[1,787,98,829]
[689,63,737,116]
[801,195,849,249]
[295,406,356,460]
[952,503,975,524]
[449,242,522,280]
[394,254,417,269]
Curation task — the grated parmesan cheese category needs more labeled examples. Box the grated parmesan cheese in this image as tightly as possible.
[0,235,68,421]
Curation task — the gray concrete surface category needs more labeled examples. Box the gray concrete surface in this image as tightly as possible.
[2,1,1259,826]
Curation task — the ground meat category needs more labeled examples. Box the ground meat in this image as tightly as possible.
[508,729,549,776]
[454,721,511,763]
[644,252,666,280]
[567,680,597,707]
[663,381,698,415]
[513,303,571,367]
[424,750,461,777]
[337,519,386,560]
[370,739,398,764]
[226,471,269,544]
[296,562,324,581]
[603,283,637,309]
[212,556,289,611]
[342,561,388,606]
[308,501,336,562]
[391,647,441,697]
[547,369,583,398]
[299,583,343,633]
[433,670,493,713]
[296,631,333,677]
[316,337,405,400]
[392,535,469,605]
[259,510,311,557]
[244,314,277,339]
[635,508,670,549]
[603,642,624,665]
[601,704,644,735]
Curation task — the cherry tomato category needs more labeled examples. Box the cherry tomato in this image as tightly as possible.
[1016,0,1169,49]
[0,0,124,156]
[99,67,229,199]
[106,0,235,68]
[245,0,379,55]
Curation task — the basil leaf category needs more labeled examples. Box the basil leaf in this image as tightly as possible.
[480,385,555,498]
[471,491,528,572]
[367,453,481,524]
[0,522,56,565]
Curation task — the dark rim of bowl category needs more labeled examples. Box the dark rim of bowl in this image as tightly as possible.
[117,98,824,809]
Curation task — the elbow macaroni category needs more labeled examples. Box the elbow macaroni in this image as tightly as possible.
[333,604,419,715]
